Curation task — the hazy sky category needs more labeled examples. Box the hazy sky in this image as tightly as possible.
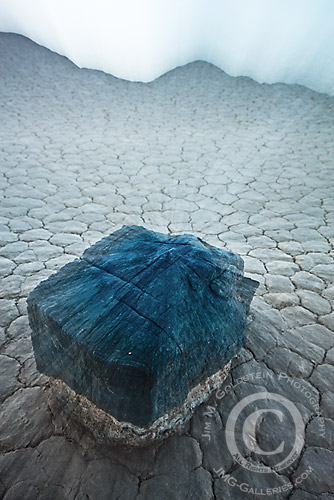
[0,0,333,94]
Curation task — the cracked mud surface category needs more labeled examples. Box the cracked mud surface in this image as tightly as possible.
[0,33,333,499]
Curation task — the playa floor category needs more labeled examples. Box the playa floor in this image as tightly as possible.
[0,33,333,499]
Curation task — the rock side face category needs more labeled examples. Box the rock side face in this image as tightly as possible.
[28,225,258,431]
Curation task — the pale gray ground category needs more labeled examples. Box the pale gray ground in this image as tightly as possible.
[0,33,333,500]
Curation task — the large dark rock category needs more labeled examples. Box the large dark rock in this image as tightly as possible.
[28,225,258,432]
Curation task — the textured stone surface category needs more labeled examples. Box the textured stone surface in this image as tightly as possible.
[28,225,257,430]
[0,32,333,499]
[0,355,21,403]
[50,361,231,446]
[292,447,334,494]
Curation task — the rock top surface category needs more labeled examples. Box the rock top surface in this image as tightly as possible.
[28,225,258,427]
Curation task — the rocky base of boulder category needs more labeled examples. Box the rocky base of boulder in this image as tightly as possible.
[50,361,231,446]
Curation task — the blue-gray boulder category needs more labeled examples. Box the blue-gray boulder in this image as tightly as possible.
[28,225,258,428]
